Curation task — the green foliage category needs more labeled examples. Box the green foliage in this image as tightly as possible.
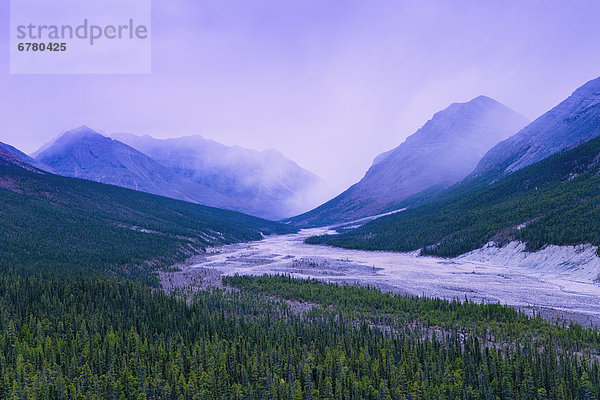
[308,136,600,257]
[224,274,600,348]
[2,160,600,399]
[0,165,296,284]
[0,269,599,399]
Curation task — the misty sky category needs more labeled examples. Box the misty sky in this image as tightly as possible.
[1,0,600,195]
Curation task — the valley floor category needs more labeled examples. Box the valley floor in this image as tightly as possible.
[165,226,600,327]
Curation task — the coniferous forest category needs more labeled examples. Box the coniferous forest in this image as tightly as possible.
[6,1,600,398]
[0,267,599,399]
[1,149,600,399]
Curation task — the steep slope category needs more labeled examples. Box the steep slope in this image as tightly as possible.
[0,157,296,283]
[307,135,600,257]
[112,133,328,220]
[35,126,246,213]
[0,141,53,173]
[473,76,600,180]
[290,96,528,226]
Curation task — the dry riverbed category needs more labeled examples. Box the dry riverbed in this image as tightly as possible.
[161,226,600,327]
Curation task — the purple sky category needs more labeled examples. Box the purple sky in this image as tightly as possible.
[1,0,600,194]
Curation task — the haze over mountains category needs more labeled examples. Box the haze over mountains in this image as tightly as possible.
[35,127,326,220]
[308,76,600,257]
[9,76,600,248]
[290,96,529,226]
[112,133,328,221]
[472,76,600,181]
[36,127,239,207]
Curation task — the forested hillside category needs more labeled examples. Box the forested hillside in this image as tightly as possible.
[0,163,295,283]
[2,270,598,399]
[306,136,600,257]
[2,141,600,400]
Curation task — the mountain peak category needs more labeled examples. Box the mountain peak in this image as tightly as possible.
[407,96,528,145]
[471,94,496,103]
[59,126,105,141]
[444,95,499,110]
[289,97,528,226]
[444,95,516,116]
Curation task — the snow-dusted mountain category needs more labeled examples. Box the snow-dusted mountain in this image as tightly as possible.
[473,76,600,180]
[111,133,328,220]
[289,96,529,226]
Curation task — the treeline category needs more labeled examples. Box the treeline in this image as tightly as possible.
[306,136,600,257]
[1,266,598,399]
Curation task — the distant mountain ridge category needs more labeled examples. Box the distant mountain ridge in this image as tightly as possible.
[34,126,326,220]
[472,76,600,180]
[35,126,240,209]
[289,96,529,226]
[112,132,328,220]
